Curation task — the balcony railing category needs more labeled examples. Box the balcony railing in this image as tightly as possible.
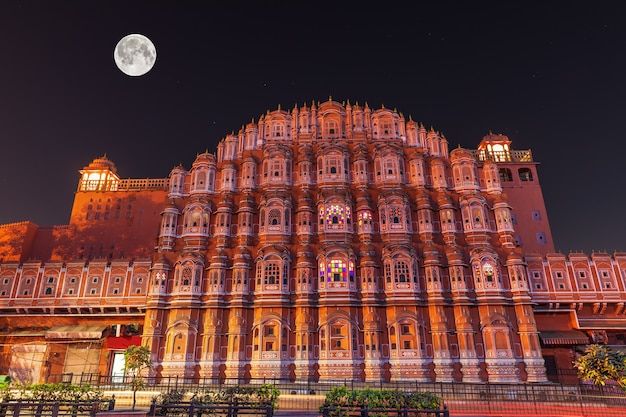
[117,178,169,190]
[469,149,533,163]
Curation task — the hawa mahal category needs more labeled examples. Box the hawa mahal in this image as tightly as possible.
[0,99,622,385]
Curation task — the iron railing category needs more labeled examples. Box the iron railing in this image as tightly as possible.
[46,374,626,416]
[148,401,273,417]
[0,400,107,417]
[320,406,449,417]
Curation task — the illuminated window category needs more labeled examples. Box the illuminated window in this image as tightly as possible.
[473,263,482,282]
[483,263,494,282]
[328,260,347,282]
[326,205,345,224]
[358,211,372,226]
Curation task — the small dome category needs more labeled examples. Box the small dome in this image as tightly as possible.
[450,147,473,160]
[229,312,246,327]
[364,310,380,326]
[192,151,215,166]
[295,310,313,326]
[206,312,222,329]
[234,246,251,258]
[84,155,117,173]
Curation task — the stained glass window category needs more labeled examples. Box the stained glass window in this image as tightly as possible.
[484,263,494,282]
[327,260,347,282]
[326,205,345,224]
[390,207,403,224]
[182,266,192,286]
[349,261,355,282]
[474,263,482,282]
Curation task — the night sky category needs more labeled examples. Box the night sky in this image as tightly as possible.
[1,1,625,254]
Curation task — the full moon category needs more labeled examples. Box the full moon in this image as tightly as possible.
[114,34,156,76]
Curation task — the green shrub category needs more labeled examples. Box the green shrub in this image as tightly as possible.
[13,383,103,402]
[320,387,442,415]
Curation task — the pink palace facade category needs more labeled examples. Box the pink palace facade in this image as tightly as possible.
[0,99,623,385]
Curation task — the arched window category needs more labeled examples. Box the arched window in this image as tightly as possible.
[483,263,494,282]
[182,266,192,286]
[325,205,348,225]
[264,262,280,285]
[498,168,513,182]
[272,123,284,138]
[330,321,349,350]
[269,209,281,226]
[358,211,372,226]
[391,207,402,224]
[518,168,533,181]
[328,260,347,282]
[395,261,409,282]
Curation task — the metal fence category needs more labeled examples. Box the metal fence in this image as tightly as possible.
[0,401,106,417]
[47,374,626,416]
[319,407,449,417]
[148,402,273,417]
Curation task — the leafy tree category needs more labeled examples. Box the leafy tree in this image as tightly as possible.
[123,345,153,410]
[574,344,626,390]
